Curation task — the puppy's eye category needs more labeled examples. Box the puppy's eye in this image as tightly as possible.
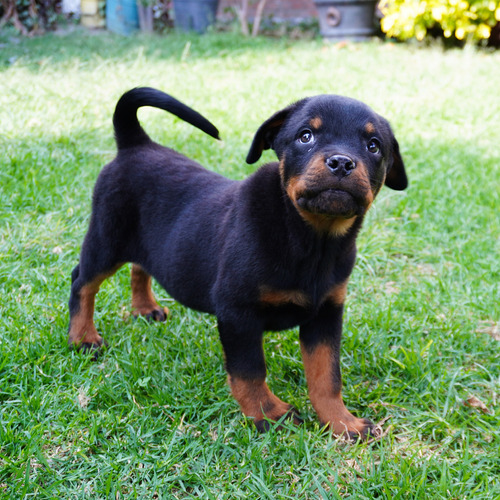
[367,138,381,154]
[298,130,313,144]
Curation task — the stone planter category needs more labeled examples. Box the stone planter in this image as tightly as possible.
[314,0,378,40]
[173,0,219,33]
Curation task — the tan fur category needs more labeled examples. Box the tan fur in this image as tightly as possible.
[296,211,356,237]
[309,116,323,129]
[286,156,360,237]
[131,264,169,317]
[350,160,374,207]
[259,285,310,308]
[301,342,370,437]
[68,267,121,346]
[279,156,285,181]
[229,376,291,420]
[323,280,348,306]
[365,122,375,134]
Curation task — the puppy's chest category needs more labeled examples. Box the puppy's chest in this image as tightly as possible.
[258,279,345,309]
[257,277,347,330]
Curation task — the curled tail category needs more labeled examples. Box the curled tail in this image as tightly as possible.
[112,87,220,150]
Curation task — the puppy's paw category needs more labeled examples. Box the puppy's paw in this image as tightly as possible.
[325,418,381,442]
[254,406,303,433]
[133,306,169,322]
[69,337,108,360]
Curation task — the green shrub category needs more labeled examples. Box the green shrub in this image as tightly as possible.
[380,0,500,43]
[0,0,61,33]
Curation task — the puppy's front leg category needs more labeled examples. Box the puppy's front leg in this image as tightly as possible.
[218,318,300,432]
[300,303,379,440]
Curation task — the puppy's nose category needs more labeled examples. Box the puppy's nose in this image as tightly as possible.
[326,155,356,177]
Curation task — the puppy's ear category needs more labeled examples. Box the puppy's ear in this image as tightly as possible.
[385,137,408,190]
[246,101,304,164]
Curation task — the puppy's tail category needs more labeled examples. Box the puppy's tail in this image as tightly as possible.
[113,87,220,150]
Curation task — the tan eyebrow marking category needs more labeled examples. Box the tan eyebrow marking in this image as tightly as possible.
[309,117,322,129]
[365,122,375,134]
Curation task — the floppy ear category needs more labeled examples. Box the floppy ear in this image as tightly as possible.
[246,101,304,164]
[385,137,408,190]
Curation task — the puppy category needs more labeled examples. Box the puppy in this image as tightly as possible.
[68,87,407,439]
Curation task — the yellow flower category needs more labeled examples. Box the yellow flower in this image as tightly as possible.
[415,26,426,40]
[477,24,491,39]
[381,15,395,32]
[432,6,444,20]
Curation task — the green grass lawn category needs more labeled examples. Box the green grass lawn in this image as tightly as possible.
[0,26,499,498]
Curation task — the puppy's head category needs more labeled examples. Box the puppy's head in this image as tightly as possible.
[247,96,407,235]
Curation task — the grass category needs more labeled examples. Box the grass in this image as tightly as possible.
[0,25,499,498]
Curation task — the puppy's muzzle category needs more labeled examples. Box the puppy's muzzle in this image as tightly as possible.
[326,155,356,179]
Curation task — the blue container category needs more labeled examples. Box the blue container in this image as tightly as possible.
[174,0,218,33]
[106,0,139,36]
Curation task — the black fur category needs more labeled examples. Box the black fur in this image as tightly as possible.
[68,87,407,438]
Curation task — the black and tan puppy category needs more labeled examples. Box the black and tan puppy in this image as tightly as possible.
[69,87,407,439]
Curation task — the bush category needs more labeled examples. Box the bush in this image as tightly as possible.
[0,0,61,34]
[380,0,500,44]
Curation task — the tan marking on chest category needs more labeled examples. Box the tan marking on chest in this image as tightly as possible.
[259,286,310,308]
[323,280,348,306]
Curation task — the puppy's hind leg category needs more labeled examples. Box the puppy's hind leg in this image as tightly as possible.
[131,264,169,322]
[68,260,123,355]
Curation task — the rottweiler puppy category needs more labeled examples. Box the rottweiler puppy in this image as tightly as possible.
[68,87,407,439]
